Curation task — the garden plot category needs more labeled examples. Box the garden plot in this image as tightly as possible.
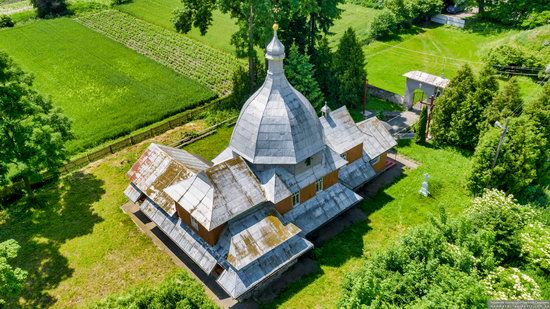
[76,10,244,96]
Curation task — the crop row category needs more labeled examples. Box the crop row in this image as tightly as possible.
[76,10,244,95]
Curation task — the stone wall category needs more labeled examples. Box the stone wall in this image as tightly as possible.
[367,84,404,106]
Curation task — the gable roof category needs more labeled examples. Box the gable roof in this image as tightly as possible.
[164,157,266,231]
[127,144,212,215]
[319,106,365,154]
[357,117,397,159]
[403,71,450,88]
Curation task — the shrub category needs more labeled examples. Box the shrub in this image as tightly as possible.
[0,15,14,28]
[30,0,68,18]
[485,45,543,72]
[90,271,217,308]
[348,0,385,9]
[369,9,398,39]
[521,11,550,29]
[110,0,131,6]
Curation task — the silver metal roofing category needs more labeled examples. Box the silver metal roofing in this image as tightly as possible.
[127,144,211,215]
[357,117,397,160]
[283,183,363,235]
[227,215,301,270]
[320,106,365,154]
[403,71,450,88]
[229,30,325,165]
[139,198,218,274]
[212,147,237,165]
[253,146,347,194]
[124,183,142,203]
[164,157,266,231]
[338,153,377,190]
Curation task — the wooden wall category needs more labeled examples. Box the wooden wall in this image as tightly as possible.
[275,196,292,215]
[372,152,388,173]
[323,170,339,188]
[300,183,316,204]
[346,143,363,164]
[175,202,224,245]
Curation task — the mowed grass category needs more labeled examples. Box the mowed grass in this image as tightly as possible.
[117,0,238,54]
[0,121,207,308]
[0,18,215,154]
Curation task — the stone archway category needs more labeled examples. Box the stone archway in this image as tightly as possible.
[402,71,450,110]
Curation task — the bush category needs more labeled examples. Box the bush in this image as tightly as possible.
[485,45,543,72]
[521,11,550,29]
[110,0,131,6]
[90,271,217,308]
[30,0,68,18]
[369,9,398,39]
[0,15,14,28]
[348,0,385,9]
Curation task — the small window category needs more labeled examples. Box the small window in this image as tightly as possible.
[190,216,199,230]
[340,153,347,160]
[292,191,300,207]
[316,178,324,193]
[305,157,312,166]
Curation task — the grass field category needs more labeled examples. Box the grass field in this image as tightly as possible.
[0,18,215,154]
[117,0,238,54]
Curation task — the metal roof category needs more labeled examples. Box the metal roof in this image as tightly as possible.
[338,154,377,190]
[227,215,301,270]
[283,183,363,235]
[127,144,211,215]
[320,106,365,154]
[139,198,218,274]
[357,117,397,160]
[403,71,450,88]
[212,147,237,165]
[164,157,266,231]
[124,183,142,203]
[229,30,325,165]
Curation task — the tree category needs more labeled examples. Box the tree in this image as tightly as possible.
[0,239,27,305]
[524,81,550,142]
[468,117,546,197]
[475,0,550,26]
[480,78,523,136]
[414,104,428,144]
[30,0,68,18]
[430,64,476,146]
[333,28,366,109]
[449,66,499,149]
[285,45,325,110]
[0,52,73,199]
[310,37,337,104]
[173,0,343,91]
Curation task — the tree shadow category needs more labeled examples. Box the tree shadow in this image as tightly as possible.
[462,16,512,36]
[0,171,105,307]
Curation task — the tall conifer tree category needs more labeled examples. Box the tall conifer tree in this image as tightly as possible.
[333,28,366,109]
[285,45,324,110]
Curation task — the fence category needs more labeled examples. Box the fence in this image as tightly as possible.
[431,14,466,28]
[368,84,405,106]
[1,94,234,202]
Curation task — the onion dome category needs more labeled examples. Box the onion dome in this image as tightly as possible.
[229,25,325,165]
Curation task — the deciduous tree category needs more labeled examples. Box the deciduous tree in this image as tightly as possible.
[30,0,67,18]
[0,52,73,199]
[0,239,27,305]
[333,28,366,109]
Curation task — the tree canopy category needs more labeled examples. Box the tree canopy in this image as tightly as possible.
[0,239,27,305]
[30,0,68,18]
[333,27,366,109]
[0,52,73,198]
[285,45,324,110]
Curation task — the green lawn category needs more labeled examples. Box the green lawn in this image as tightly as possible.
[0,18,215,154]
[117,0,238,54]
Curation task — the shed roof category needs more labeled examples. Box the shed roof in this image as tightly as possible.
[320,106,365,154]
[357,117,397,159]
[164,157,266,231]
[403,71,450,88]
[227,215,301,270]
[127,144,212,215]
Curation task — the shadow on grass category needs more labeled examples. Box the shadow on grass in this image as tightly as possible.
[462,16,513,36]
[0,172,105,307]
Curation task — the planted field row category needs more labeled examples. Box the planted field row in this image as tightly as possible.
[76,10,243,95]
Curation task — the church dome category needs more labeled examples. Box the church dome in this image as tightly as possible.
[229,27,325,165]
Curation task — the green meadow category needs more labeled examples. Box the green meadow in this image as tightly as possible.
[0,18,215,154]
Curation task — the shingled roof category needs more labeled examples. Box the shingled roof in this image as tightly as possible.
[320,106,365,154]
[164,157,266,231]
[229,29,325,165]
[357,117,397,160]
[127,144,212,215]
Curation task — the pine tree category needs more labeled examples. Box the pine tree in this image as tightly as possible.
[430,64,476,146]
[414,104,428,144]
[285,45,325,110]
[333,28,366,109]
[449,66,499,149]
[310,37,337,105]
[480,78,523,135]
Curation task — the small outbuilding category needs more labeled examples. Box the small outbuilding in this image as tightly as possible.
[403,71,450,109]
